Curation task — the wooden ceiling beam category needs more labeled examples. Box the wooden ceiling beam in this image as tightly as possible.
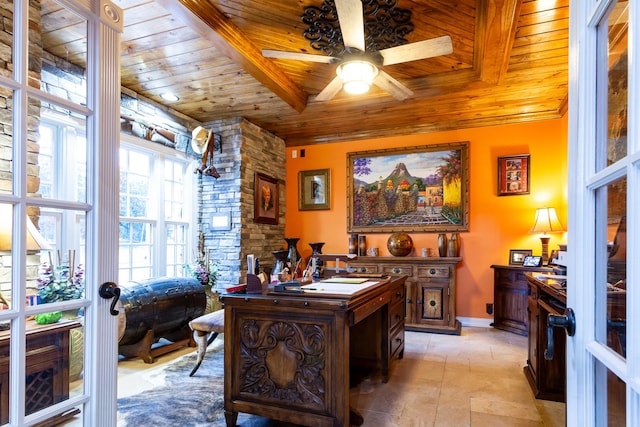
[156,0,308,113]
[475,0,524,84]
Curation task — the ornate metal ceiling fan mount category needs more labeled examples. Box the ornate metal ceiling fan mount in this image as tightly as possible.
[261,0,453,101]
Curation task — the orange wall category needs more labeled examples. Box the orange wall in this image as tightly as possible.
[284,116,568,320]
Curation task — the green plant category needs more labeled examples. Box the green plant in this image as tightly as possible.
[37,259,84,303]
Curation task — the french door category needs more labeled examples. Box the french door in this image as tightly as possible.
[0,0,121,425]
[567,0,638,424]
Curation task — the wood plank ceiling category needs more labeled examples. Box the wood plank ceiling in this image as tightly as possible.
[54,0,570,146]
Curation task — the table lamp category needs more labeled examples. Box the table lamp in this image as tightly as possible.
[0,204,50,251]
[530,207,564,265]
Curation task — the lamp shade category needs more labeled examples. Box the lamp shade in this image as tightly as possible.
[0,204,50,251]
[530,207,564,234]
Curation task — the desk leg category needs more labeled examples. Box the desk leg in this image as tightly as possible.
[224,409,238,427]
[350,408,364,426]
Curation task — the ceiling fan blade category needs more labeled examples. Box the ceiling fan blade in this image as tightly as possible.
[379,35,453,66]
[373,70,413,101]
[262,49,338,64]
[335,0,365,52]
[315,75,344,102]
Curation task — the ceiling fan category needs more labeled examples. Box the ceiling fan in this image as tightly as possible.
[262,0,453,101]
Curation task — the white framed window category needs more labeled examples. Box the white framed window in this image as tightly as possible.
[118,135,193,283]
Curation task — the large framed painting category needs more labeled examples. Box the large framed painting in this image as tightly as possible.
[347,142,469,233]
[254,173,279,225]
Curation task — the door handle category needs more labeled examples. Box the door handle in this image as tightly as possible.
[99,282,121,316]
[544,307,575,360]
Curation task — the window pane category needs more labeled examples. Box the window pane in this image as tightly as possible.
[0,203,13,309]
[0,1,12,80]
[594,359,626,425]
[39,0,88,106]
[34,113,87,203]
[0,86,13,195]
[598,1,628,169]
[120,149,150,217]
[595,177,626,358]
[35,208,86,305]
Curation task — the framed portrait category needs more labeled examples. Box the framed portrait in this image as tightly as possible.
[498,154,530,196]
[254,173,279,224]
[299,169,331,210]
[509,249,533,265]
[347,141,469,233]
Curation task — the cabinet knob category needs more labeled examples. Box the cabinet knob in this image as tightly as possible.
[392,267,400,274]
[429,269,436,275]
[359,267,367,273]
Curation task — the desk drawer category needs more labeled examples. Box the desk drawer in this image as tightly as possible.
[351,264,379,274]
[390,326,404,359]
[380,264,413,276]
[389,300,404,330]
[416,266,450,279]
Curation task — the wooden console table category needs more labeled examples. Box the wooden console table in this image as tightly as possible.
[0,319,82,424]
[491,265,553,335]
[349,257,462,334]
[222,275,407,427]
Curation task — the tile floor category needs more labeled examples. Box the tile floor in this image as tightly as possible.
[113,326,565,427]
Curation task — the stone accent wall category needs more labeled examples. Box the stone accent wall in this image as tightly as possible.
[201,118,286,289]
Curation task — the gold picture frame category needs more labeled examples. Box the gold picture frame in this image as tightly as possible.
[347,142,469,233]
[299,169,331,210]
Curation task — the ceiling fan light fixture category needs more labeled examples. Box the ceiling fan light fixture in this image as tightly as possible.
[337,60,378,95]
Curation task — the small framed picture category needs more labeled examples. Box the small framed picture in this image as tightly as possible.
[523,255,543,267]
[299,169,331,210]
[254,173,279,224]
[498,154,530,196]
[509,249,533,265]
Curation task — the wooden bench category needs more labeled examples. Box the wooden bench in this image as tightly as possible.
[188,309,225,376]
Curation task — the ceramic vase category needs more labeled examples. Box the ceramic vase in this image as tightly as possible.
[358,235,367,256]
[309,242,325,281]
[449,233,461,257]
[438,233,448,257]
[271,250,289,282]
[284,237,300,269]
[348,234,358,255]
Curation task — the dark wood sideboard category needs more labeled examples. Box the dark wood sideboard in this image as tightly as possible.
[0,319,82,424]
[222,275,407,427]
[491,265,553,335]
[349,257,462,334]
[524,273,566,402]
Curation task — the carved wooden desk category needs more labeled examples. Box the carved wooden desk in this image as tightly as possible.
[222,276,407,427]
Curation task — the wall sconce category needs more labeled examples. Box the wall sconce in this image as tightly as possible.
[337,60,379,95]
[530,206,564,265]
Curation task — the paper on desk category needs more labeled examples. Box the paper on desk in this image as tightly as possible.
[535,274,567,281]
[321,277,369,284]
[300,280,379,295]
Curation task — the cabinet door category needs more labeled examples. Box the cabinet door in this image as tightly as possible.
[414,266,451,326]
[415,281,450,326]
[404,281,416,325]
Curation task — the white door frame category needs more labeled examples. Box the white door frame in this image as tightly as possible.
[5,1,122,425]
[567,0,639,425]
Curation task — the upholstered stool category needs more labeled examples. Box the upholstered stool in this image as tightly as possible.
[188,309,225,376]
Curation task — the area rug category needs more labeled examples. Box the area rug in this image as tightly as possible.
[117,342,227,426]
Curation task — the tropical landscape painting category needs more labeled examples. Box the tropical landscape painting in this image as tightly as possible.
[347,142,469,233]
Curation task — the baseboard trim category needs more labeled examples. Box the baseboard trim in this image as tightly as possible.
[457,317,493,328]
